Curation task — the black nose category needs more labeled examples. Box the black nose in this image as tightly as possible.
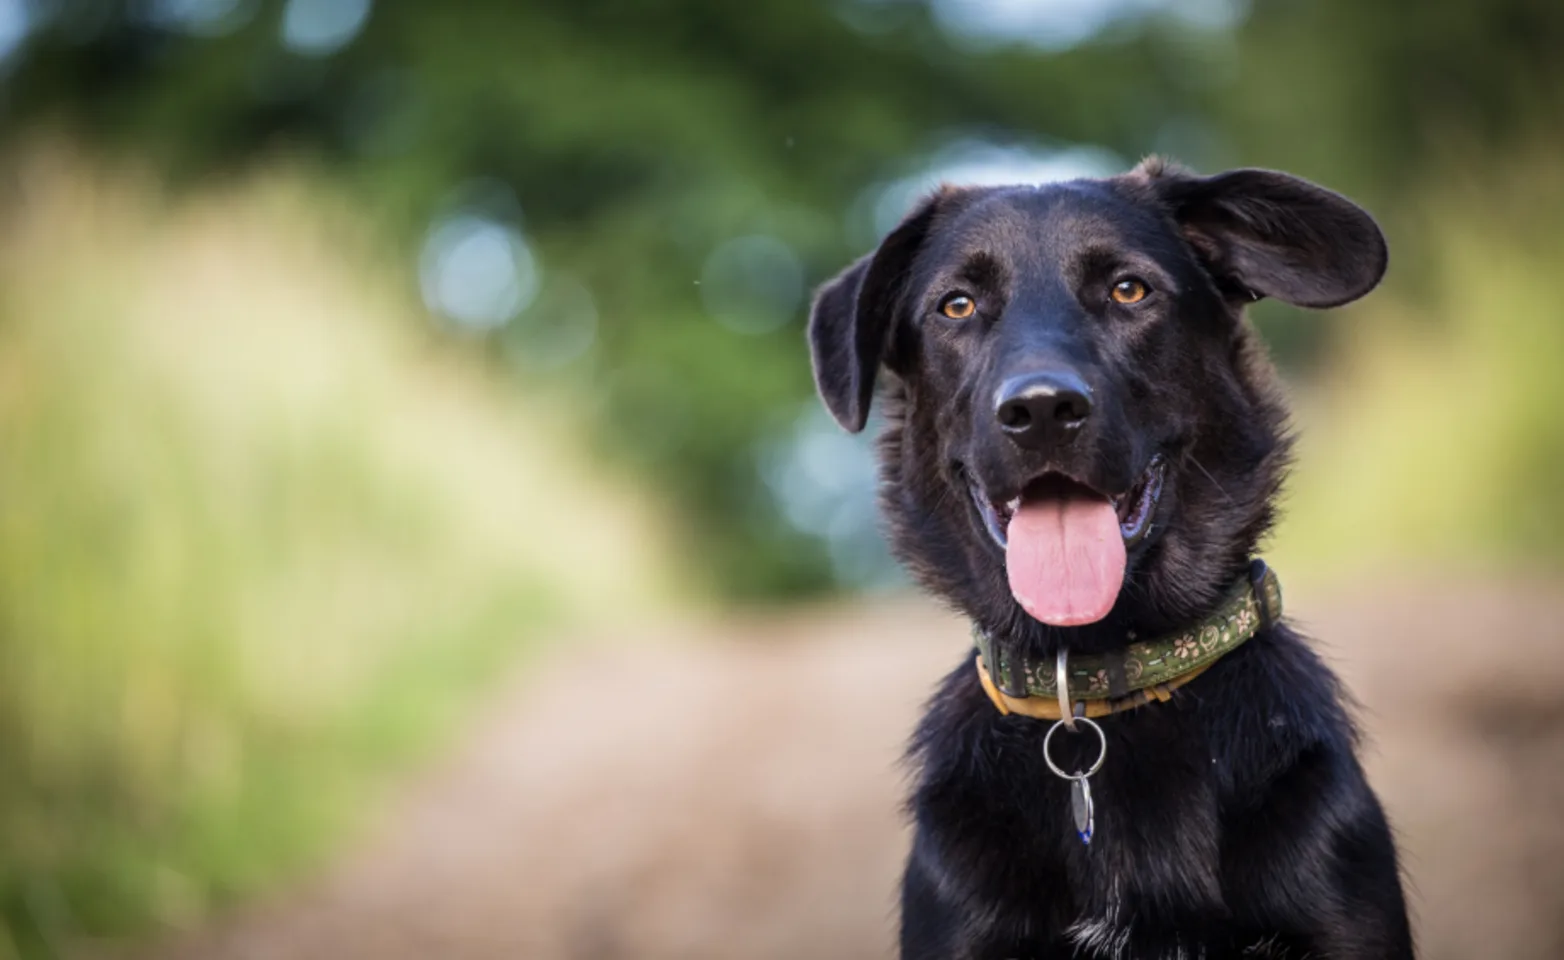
[993,371,1093,450]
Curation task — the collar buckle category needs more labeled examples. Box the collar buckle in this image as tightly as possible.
[1249,558,1281,631]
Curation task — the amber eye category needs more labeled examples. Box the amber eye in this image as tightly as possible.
[1110,278,1149,305]
[939,294,977,320]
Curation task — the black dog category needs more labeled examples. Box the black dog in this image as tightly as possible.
[807,159,1413,958]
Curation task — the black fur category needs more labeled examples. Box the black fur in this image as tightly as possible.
[807,159,1412,959]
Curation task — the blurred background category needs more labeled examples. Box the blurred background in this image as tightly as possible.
[0,0,1560,957]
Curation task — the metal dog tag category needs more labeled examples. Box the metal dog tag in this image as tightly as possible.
[1071,777,1095,845]
[1045,711,1106,848]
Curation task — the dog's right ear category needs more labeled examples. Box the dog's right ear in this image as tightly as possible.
[808,192,948,433]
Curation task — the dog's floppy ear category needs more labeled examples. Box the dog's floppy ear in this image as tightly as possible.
[808,192,948,432]
[1148,163,1388,308]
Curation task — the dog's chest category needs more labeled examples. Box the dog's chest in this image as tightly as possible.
[918,697,1303,956]
[1062,922,1299,960]
[940,772,1289,960]
[907,642,1346,958]
[926,734,1225,938]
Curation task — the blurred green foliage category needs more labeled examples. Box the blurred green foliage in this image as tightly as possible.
[0,0,1274,598]
[5,0,1560,597]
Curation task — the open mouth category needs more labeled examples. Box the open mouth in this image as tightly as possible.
[966,456,1167,627]
[969,455,1167,552]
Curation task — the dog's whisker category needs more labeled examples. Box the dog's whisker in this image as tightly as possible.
[1187,454,1234,505]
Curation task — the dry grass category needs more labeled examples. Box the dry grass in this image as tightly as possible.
[1272,152,1564,578]
[0,146,679,954]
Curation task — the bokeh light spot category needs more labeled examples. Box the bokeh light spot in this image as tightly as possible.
[280,0,372,57]
[759,405,900,588]
[419,214,540,332]
[145,0,255,36]
[0,0,30,61]
[927,0,1247,51]
[851,139,1122,246]
[503,275,599,372]
[699,234,804,336]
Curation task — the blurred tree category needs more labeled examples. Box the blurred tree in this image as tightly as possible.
[1223,0,1564,202]
[2,0,1558,597]
[3,0,1217,597]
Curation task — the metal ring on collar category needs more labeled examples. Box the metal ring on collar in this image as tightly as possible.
[1042,714,1107,780]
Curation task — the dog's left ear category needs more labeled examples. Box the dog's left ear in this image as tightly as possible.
[1149,164,1388,309]
[808,191,952,433]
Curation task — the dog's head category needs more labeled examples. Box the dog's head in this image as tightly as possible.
[808,159,1385,648]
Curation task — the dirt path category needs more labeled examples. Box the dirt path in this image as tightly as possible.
[134,580,1564,960]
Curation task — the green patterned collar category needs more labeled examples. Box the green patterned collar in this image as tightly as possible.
[975,560,1283,704]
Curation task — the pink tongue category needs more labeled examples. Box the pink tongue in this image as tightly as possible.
[1005,493,1126,626]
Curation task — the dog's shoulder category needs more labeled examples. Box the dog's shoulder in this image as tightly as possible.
[1193,623,1362,800]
